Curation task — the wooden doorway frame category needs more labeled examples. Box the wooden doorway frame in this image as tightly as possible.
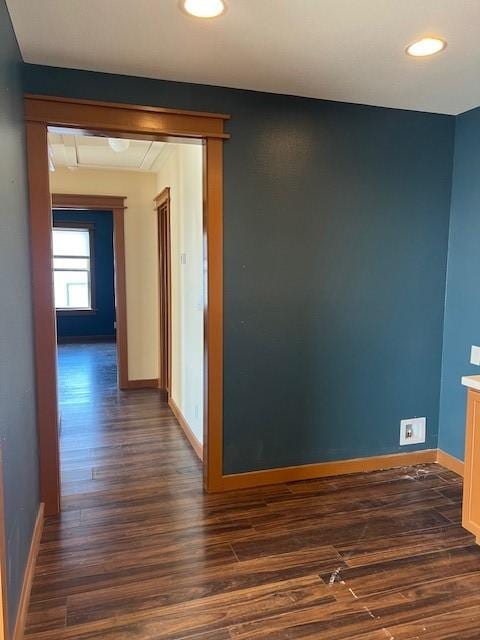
[154,187,171,402]
[25,94,228,515]
[51,194,128,390]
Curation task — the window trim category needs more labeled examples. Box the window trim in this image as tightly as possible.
[52,220,96,315]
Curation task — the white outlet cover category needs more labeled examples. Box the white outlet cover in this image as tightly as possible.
[471,345,480,366]
[400,417,426,446]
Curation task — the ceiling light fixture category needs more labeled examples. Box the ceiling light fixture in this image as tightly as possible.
[182,0,226,18]
[108,138,130,152]
[406,37,447,57]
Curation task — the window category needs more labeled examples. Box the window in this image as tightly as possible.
[53,225,93,310]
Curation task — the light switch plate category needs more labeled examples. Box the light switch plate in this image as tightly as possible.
[400,417,426,446]
[471,345,480,366]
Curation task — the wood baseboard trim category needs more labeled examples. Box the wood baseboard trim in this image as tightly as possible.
[168,398,203,462]
[13,503,44,640]
[218,449,438,492]
[126,379,159,390]
[436,449,464,477]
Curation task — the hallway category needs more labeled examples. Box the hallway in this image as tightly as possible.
[24,344,480,639]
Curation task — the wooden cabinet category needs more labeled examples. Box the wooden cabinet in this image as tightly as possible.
[463,388,480,542]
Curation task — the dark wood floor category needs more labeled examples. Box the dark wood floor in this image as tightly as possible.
[25,343,480,639]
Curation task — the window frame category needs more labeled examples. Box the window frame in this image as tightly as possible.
[52,220,96,315]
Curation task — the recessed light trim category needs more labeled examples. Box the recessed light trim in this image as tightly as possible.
[108,138,130,153]
[406,37,447,57]
[182,0,226,18]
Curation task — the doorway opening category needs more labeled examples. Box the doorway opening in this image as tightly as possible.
[50,191,128,389]
[46,128,208,504]
[25,94,227,512]
[52,207,119,408]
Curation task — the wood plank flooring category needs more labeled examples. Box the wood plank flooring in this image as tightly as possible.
[25,342,480,639]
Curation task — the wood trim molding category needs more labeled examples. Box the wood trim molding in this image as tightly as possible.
[13,504,44,640]
[214,448,466,492]
[203,139,223,491]
[52,193,129,390]
[126,379,159,389]
[436,449,464,477]
[52,193,126,211]
[154,186,171,209]
[218,449,439,492]
[26,122,61,517]
[26,94,227,511]
[25,94,230,140]
[169,398,203,462]
[25,94,230,121]
[155,187,172,401]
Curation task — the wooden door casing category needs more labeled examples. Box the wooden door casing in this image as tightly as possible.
[155,188,172,400]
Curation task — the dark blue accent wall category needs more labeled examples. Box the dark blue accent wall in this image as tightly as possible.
[439,107,480,460]
[0,3,39,631]
[54,210,116,339]
[23,64,455,474]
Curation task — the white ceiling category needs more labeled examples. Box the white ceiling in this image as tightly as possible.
[8,0,480,115]
[48,133,168,172]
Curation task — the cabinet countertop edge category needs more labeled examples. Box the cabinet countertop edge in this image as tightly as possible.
[462,375,480,392]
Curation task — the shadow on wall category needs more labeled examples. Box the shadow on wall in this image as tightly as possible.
[439,106,480,461]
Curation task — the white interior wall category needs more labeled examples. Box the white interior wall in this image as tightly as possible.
[153,143,204,443]
[49,166,159,381]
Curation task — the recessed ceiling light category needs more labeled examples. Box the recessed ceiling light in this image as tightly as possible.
[182,0,226,18]
[406,37,447,57]
[108,138,130,153]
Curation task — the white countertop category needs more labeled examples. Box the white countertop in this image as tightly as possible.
[462,375,480,391]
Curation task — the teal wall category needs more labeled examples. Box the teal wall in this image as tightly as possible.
[2,5,478,631]
[23,64,455,473]
[0,2,39,631]
[439,107,480,460]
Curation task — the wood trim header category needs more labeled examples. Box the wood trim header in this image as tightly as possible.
[25,94,230,120]
[52,193,127,211]
[25,94,230,140]
[153,187,170,209]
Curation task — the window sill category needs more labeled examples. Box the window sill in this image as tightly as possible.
[56,308,97,316]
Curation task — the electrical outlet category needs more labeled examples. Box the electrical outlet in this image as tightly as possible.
[471,345,480,366]
[400,417,426,446]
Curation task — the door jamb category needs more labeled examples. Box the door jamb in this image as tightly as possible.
[154,187,171,402]
[25,94,228,514]
[51,194,128,390]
